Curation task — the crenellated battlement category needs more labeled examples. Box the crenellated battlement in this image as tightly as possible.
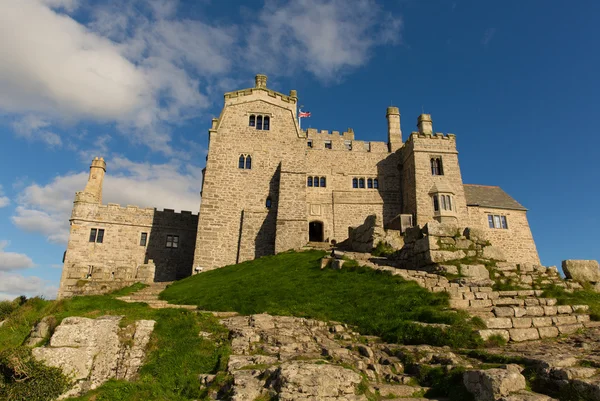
[305,128,355,139]
[406,131,457,142]
[224,74,297,105]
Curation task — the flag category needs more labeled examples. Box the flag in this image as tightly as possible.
[299,111,311,118]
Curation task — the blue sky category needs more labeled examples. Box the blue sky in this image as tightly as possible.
[0,0,598,299]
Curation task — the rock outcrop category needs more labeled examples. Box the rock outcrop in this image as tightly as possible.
[562,260,600,286]
[31,315,155,399]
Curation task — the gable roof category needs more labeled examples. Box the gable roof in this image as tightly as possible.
[463,184,527,211]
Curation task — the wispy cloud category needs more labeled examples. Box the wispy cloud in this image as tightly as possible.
[0,272,57,300]
[0,241,35,271]
[481,28,496,47]
[0,185,9,208]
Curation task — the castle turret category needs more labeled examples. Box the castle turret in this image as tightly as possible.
[386,106,402,152]
[417,114,433,134]
[80,157,106,204]
[255,74,268,89]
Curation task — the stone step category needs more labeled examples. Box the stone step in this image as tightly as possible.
[483,314,590,330]
[479,320,596,342]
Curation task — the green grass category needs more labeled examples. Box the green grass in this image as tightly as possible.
[542,284,600,320]
[0,284,230,401]
[161,250,482,348]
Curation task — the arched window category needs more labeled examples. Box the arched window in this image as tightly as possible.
[433,195,440,211]
[352,178,358,188]
[446,195,452,211]
[314,176,319,187]
[367,178,373,188]
[320,177,326,187]
[266,197,272,208]
[359,178,365,188]
[263,116,270,130]
[307,177,313,187]
[238,155,245,169]
[249,115,256,127]
[256,115,263,130]
[245,155,252,169]
[373,179,379,189]
[431,158,444,175]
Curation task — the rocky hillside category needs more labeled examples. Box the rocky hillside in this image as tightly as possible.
[2,250,600,400]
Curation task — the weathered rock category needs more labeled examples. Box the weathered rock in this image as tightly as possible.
[370,383,424,398]
[562,260,600,284]
[463,364,526,401]
[423,221,459,238]
[464,227,488,243]
[498,391,558,401]
[26,316,55,346]
[461,264,490,279]
[32,315,155,398]
[482,246,507,261]
[429,250,466,263]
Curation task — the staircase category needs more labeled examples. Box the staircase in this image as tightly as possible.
[116,282,197,310]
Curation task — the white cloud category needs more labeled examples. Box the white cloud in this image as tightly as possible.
[246,0,402,81]
[0,241,36,271]
[0,185,9,208]
[12,115,62,147]
[12,157,202,245]
[0,272,57,300]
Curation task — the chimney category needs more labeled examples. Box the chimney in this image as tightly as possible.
[386,107,402,151]
[417,114,433,134]
[255,74,267,89]
[82,157,106,204]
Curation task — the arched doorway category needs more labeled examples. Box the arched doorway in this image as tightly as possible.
[309,221,324,242]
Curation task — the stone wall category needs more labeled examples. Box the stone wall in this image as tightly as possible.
[59,200,197,298]
[466,205,540,265]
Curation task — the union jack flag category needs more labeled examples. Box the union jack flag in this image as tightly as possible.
[299,111,311,118]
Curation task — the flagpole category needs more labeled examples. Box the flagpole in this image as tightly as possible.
[298,107,302,130]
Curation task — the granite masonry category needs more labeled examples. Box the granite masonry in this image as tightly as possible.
[59,74,540,297]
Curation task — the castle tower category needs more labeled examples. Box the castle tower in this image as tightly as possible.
[255,74,268,89]
[386,106,402,152]
[417,114,433,134]
[79,157,106,204]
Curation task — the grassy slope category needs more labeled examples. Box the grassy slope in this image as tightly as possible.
[161,250,482,347]
[0,289,230,401]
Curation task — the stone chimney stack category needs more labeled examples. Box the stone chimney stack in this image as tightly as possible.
[417,114,433,134]
[386,106,402,151]
[255,74,267,89]
[82,157,106,204]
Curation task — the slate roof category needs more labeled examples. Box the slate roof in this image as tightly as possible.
[463,184,527,211]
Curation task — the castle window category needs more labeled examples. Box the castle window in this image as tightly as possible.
[256,115,263,130]
[488,214,508,229]
[166,235,179,248]
[263,116,270,130]
[324,140,332,149]
[245,155,252,169]
[367,178,373,188]
[249,115,256,127]
[445,195,452,211]
[431,157,444,176]
[307,140,313,148]
[313,176,320,187]
[239,155,245,169]
[140,232,148,246]
[344,140,352,150]
[352,178,358,188]
[373,179,379,189]
[359,178,365,188]
[307,177,313,187]
[320,177,326,187]
[89,228,104,243]
[239,154,252,169]
[433,195,440,211]
[441,195,447,210]
[266,197,272,208]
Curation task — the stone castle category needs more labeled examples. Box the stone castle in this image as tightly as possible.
[58,74,539,298]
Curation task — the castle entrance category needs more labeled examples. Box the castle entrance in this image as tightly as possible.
[309,221,324,242]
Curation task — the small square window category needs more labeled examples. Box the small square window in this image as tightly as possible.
[166,235,179,248]
[324,141,332,149]
[96,229,104,243]
[344,140,352,150]
[140,232,148,246]
[307,140,313,148]
[501,216,508,229]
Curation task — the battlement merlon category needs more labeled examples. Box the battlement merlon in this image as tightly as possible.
[305,128,355,140]
[223,74,298,114]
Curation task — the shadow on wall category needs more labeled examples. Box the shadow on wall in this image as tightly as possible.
[376,152,403,228]
[145,210,198,282]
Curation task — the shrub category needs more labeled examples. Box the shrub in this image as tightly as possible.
[371,241,396,257]
[0,346,71,401]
